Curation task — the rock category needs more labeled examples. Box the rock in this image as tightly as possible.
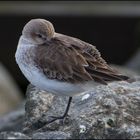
[0,104,25,132]
[32,131,71,139]
[125,48,140,74]
[0,132,30,139]
[25,84,54,124]
[0,63,23,115]
[0,65,140,139]
[23,79,140,139]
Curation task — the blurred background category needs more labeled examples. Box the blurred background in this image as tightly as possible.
[1,1,140,115]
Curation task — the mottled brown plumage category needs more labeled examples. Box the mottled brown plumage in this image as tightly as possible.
[33,32,128,85]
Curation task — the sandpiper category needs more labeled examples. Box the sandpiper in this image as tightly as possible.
[15,19,129,125]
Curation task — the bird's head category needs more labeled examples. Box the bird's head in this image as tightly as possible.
[22,19,55,45]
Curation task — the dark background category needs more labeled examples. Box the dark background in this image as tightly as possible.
[0,1,140,93]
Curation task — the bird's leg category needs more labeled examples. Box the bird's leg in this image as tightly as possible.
[47,96,72,124]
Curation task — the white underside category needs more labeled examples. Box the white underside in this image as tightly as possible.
[15,36,98,96]
[19,65,87,96]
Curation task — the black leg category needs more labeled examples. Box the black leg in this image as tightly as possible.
[61,96,72,118]
[47,96,72,124]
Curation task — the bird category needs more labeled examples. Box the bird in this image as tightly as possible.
[15,19,129,126]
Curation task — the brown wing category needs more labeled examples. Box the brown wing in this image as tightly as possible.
[35,33,129,84]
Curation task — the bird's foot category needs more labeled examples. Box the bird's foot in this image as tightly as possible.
[23,114,70,133]
[47,114,70,125]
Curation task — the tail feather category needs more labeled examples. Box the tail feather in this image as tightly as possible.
[86,67,129,83]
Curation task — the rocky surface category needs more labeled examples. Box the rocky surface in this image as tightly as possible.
[0,104,25,132]
[0,132,30,139]
[0,63,23,115]
[125,48,140,72]
[0,76,140,139]
[32,131,71,139]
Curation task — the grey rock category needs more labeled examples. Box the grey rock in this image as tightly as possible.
[0,65,140,139]
[0,104,25,132]
[24,79,140,139]
[24,84,54,130]
[32,131,71,139]
[0,132,30,139]
[125,48,140,72]
[0,63,23,115]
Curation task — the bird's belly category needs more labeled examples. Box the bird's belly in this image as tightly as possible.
[19,65,85,96]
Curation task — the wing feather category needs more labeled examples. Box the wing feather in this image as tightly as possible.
[34,33,129,84]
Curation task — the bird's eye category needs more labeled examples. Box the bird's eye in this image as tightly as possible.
[36,33,43,38]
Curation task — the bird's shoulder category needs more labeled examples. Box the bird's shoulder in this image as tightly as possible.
[53,33,106,64]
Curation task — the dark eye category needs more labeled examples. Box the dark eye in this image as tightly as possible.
[37,34,42,38]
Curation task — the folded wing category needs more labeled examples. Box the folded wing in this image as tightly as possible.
[35,33,129,85]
